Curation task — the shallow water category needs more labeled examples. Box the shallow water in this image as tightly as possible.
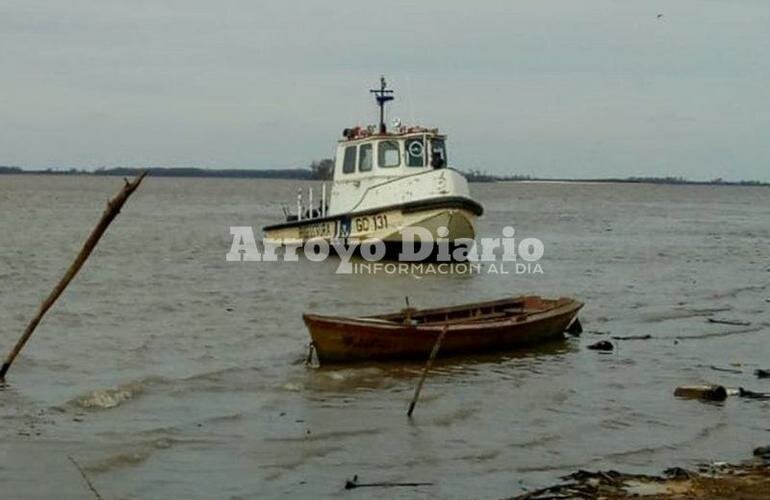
[0,175,768,499]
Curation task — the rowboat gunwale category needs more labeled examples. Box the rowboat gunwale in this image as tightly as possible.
[304,296,582,332]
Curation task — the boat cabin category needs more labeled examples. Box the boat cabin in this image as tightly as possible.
[265,76,478,223]
[334,127,448,180]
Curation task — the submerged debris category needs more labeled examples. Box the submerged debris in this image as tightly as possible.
[587,340,614,351]
[662,466,693,479]
[754,446,770,460]
[738,388,770,400]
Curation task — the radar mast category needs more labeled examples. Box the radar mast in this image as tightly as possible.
[370,76,394,134]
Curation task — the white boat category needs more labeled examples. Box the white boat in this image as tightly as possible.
[263,77,484,254]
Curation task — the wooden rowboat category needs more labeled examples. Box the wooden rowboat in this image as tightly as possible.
[304,295,583,364]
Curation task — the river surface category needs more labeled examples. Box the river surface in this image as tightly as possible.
[1,175,768,499]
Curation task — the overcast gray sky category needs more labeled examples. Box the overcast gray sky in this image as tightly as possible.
[2,0,769,180]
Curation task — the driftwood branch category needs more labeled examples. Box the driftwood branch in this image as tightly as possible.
[710,365,742,374]
[611,334,652,340]
[707,318,751,326]
[345,475,432,490]
[0,172,147,379]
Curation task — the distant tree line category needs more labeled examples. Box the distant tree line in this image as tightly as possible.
[460,169,768,186]
[462,169,533,183]
[0,165,315,180]
[1,164,767,186]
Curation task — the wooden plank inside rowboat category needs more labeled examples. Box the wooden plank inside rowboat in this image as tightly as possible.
[303,295,583,364]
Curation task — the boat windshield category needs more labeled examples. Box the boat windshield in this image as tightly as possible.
[430,138,447,168]
[378,140,401,168]
[358,143,373,172]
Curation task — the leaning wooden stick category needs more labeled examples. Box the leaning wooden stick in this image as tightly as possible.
[0,172,147,380]
[407,324,448,417]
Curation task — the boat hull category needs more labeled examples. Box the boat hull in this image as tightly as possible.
[263,197,481,247]
[304,296,583,363]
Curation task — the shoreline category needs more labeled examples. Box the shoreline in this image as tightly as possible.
[512,449,770,499]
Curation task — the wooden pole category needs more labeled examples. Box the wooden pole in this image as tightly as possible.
[68,455,104,500]
[0,172,147,380]
[407,324,448,417]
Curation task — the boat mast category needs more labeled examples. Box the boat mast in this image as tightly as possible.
[370,76,394,134]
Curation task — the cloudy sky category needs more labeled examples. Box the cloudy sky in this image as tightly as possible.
[2,0,769,180]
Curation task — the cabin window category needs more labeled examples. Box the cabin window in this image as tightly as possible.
[342,146,357,174]
[358,143,373,172]
[405,137,425,167]
[430,138,447,168]
[378,140,401,168]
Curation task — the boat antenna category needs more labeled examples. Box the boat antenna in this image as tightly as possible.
[370,75,394,134]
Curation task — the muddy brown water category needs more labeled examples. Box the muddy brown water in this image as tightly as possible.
[1,175,768,499]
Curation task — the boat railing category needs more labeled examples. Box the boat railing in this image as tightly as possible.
[292,184,328,222]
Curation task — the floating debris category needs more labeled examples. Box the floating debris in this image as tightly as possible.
[674,384,770,402]
[756,369,770,379]
[674,384,728,401]
[73,384,141,410]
